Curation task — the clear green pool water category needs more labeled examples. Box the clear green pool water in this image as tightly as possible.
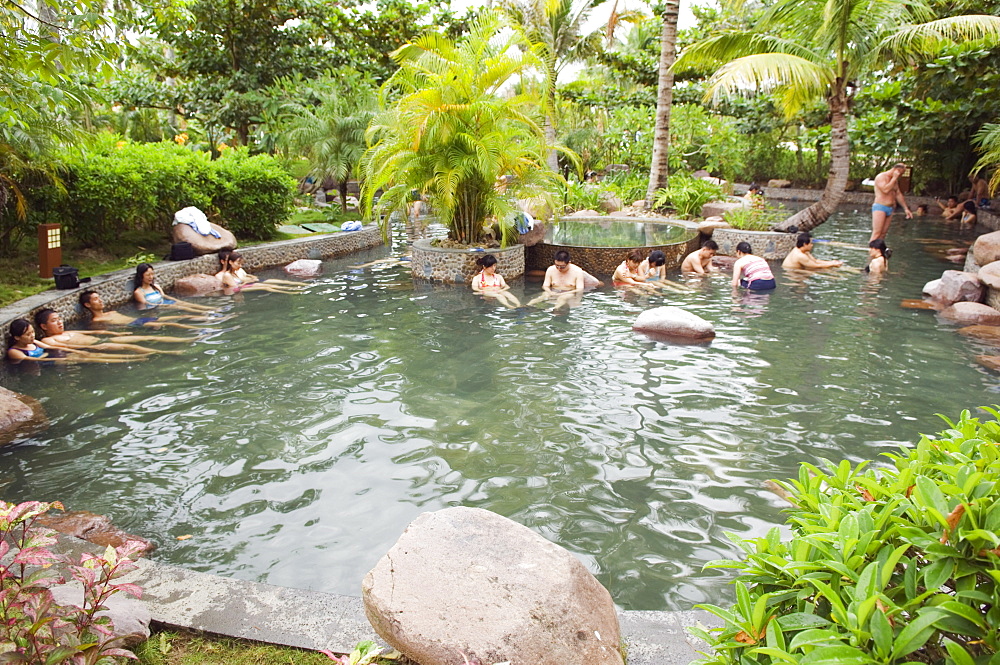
[1,209,995,610]
[544,219,692,247]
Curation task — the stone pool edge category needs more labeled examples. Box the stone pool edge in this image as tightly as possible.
[0,225,384,334]
[53,535,719,665]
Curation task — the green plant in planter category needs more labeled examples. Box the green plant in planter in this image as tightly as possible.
[362,12,566,247]
[725,205,789,231]
[652,175,724,218]
[690,408,1000,665]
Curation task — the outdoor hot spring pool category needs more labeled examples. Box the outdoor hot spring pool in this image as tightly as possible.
[2,209,997,611]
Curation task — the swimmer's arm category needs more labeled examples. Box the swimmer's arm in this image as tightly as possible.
[470,276,484,292]
[541,269,555,292]
[687,257,706,275]
[572,271,585,291]
[497,275,510,290]
[133,287,151,307]
[895,189,912,218]
[74,329,130,336]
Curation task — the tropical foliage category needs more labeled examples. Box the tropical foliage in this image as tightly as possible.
[692,408,1000,665]
[652,175,723,218]
[362,12,564,246]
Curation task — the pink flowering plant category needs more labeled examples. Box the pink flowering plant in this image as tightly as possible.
[0,499,145,664]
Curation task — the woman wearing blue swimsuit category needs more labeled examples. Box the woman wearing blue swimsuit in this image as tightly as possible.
[6,319,145,364]
[133,264,214,314]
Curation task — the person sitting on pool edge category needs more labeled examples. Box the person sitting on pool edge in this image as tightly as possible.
[79,291,204,330]
[781,232,844,271]
[471,254,521,308]
[681,240,719,275]
[613,250,658,291]
[133,263,215,314]
[35,309,188,355]
[732,242,776,291]
[7,318,147,364]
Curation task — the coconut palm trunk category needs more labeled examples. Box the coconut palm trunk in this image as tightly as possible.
[774,81,851,232]
[646,0,679,206]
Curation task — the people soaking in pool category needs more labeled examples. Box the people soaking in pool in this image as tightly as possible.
[35,309,188,355]
[471,254,521,308]
[133,263,215,313]
[612,250,658,291]
[638,250,668,282]
[526,250,589,310]
[781,232,844,271]
[215,251,302,294]
[79,291,204,330]
[866,239,891,275]
[732,242,776,291]
[681,240,718,275]
[6,318,146,364]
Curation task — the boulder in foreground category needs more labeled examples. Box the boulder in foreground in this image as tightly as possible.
[284,259,323,277]
[173,273,223,296]
[0,386,46,445]
[171,221,236,256]
[939,302,1000,326]
[633,306,715,341]
[363,506,623,665]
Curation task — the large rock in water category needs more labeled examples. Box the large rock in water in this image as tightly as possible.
[0,386,45,445]
[172,222,236,256]
[633,306,715,341]
[973,230,1000,267]
[362,507,624,665]
[38,511,156,555]
[284,259,323,277]
[173,273,223,296]
[936,270,984,304]
[939,302,1000,326]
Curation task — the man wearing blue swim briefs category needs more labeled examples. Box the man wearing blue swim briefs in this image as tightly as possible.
[870,163,912,242]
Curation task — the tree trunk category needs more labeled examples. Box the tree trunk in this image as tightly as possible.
[545,116,559,172]
[645,0,680,207]
[774,80,851,233]
[338,180,349,211]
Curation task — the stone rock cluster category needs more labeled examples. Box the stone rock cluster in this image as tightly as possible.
[633,306,716,341]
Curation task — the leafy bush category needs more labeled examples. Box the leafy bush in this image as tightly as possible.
[562,180,604,213]
[210,148,296,240]
[652,176,724,218]
[725,205,790,231]
[603,171,648,206]
[691,408,1000,665]
[0,499,145,664]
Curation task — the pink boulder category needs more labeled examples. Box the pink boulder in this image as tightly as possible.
[939,302,1000,326]
[517,222,546,247]
[0,386,45,445]
[172,221,236,256]
[936,270,984,304]
[973,230,1000,266]
[173,273,223,296]
[284,259,323,277]
[633,306,715,341]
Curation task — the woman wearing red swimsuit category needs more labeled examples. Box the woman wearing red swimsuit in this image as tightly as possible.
[470,254,521,308]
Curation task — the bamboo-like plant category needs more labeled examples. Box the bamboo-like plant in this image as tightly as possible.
[361,12,566,247]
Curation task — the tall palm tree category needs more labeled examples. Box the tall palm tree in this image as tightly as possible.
[646,0,680,206]
[280,87,376,211]
[361,12,564,246]
[675,0,1000,232]
[502,0,608,171]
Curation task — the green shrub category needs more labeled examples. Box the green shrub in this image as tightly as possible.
[603,171,648,206]
[562,179,604,213]
[725,205,790,231]
[691,408,1000,665]
[652,175,724,218]
[211,148,296,240]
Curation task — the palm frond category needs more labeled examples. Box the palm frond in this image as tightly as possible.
[703,53,834,116]
[878,14,1000,59]
[675,32,823,73]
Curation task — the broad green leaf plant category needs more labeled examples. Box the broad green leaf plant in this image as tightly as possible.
[692,408,1000,665]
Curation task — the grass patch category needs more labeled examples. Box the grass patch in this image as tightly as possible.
[287,207,362,227]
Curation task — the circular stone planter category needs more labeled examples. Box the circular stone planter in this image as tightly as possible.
[411,238,525,284]
[711,228,796,260]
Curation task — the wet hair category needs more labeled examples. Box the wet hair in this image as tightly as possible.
[219,248,233,268]
[647,250,666,266]
[475,254,498,269]
[748,183,761,192]
[702,240,719,251]
[893,163,906,171]
[736,241,753,255]
[916,204,928,213]
[869,239,891,259]
[554,250,571,263]
[8,319,31,348]
[796,232,812,248]
[79,290,98,310]
[34,308,57,330]
[963,200,977,213]
[135,263,155,289]
[947,195,958,203]
[225,251,244,272]
[626,249,644,263]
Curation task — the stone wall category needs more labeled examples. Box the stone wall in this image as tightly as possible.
[0,226,383,337]
[411,239,524,284]
[711,228,796,260]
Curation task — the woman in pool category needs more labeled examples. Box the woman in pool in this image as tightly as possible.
[216,252,301,293]
[638,250,667,282]
[6,319,145,364]
[732,242,776,291]
[613,250,658,291]
[36,309,188,355]
[960,200,978,226]
[471,254,521,308]
[133,264,214,313]
[866,239,891,275]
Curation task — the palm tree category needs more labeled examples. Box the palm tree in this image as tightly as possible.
[646,0,680,206]
[361,12,565,246]
[675,0,1000,232]
[973,123,1000,195]
[502,0,609,171]
[280,86,376,211]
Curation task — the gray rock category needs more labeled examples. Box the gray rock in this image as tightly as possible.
[939,302,1000,326]
[937,270,984,304]
[172,222,237,256]
[973,230,1000,266]
[0,386,44,444]
[633,306,715,341]
[49,582,150,646]
[173,273,223,296]
[39,511,156,555]
[767,179,792,188]
[284,259,323,277]
[517,222,546,247]
[697,219,730,235]
[701,199,748,219]
[363,507,624,665]
[599,192,623,214]
[922,278,943,298]
[568,209,602,217]
[517,197,553,221]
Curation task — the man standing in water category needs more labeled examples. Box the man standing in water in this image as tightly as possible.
[870,163,912,242]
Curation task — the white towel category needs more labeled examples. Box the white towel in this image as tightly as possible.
[173,207,221,238]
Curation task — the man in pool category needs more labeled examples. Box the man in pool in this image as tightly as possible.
[36,309,189,355]
[870,163,912,242]
[681,240,719,274]
[78,291,205,330]
[781,232,844,270]
[527,250,597,310]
